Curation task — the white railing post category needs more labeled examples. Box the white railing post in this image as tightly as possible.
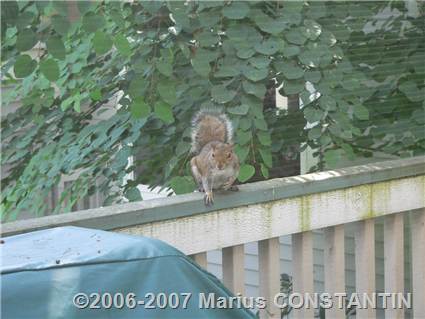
[324,225,346,318]
[355,219,376,318]
[292,231,314,319]
[411,209,425,318]
[384,213,404,319]
[191,252,207,269]
[258,238,281,319]
[222,245,245,295]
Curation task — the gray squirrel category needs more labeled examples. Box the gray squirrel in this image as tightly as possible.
[190,109,240,206]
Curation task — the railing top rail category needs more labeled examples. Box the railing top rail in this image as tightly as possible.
[2,156,424,238]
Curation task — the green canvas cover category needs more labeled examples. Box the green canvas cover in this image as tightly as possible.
[1,226,256,319]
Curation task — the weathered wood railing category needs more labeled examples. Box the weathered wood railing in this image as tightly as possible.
[2,156,424,318]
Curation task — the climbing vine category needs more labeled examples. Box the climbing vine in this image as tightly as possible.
[1,1,424,220]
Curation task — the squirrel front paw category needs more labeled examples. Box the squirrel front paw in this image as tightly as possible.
[204,191,214,206]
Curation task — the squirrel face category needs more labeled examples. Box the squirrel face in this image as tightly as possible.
[211,143,235,170]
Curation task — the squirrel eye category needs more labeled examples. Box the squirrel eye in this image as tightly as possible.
[212,153,215,158]
[227,153,231,158]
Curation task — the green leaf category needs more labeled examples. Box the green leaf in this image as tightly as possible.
[13,55,36,78]
[281,80,304,95]
[170,176,195,195]
[16,29,37,52]
[243,81,266,99]
[16,11,35,30]
[253,10,287,35]
[304,107,323,123]
[324,149,344,168]
[51,14,70,35]
[60,96,74,111]
[222,2,250,19]
[156,60,173,77]
[77,2,96,15]
[52,2,69,16]
[298,49,320,67]
[260,163,269,179]
[236,48,256,59]
[319,95,337,111]
[73,93,81,112]
[40,59,60,82]
[171,9,190,30]
[114,34,131,56]
[226,24,260,42]
[304,70,321,83]
[234,145,250,162]
[125,187,142,202]
[237,130,252,145]
[195,30,219,47]
[242,96,264,119]
[191,56,210,77]
[46,36,66,60]
[83,12,105,33]
[239,118,252,131]
[157,80,176,105]
[254,118,268,131]
[154,102,174,124]
[259,148,272,167]
[128,75,147,98]
[228,104,249,115]
[282,45,300,58]
[254,37,282,55]
[249,56,271,69]
[2,1,18,25]
[257,131,271,146]
[130,97,150,119]
[304,19,322,40]
[238,164,255,182]
[284,2,304,14]
[211,85,236,104]
[92,31,112,55]
[90,89,102,101]
[275,61,304,80]
[308,126,322,140]
[215,65,240,78]
[285,28,307,45]
[353,104,369,120]
[198,11,221,28]
[175,141,190,156]
[242,65,269,82]
[399,81,423,102]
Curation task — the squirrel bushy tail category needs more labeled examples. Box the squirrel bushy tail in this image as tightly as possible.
[191,109,233,154]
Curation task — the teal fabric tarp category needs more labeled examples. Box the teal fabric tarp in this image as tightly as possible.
[1,226,256,319]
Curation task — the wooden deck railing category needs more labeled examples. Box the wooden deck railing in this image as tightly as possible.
[2,156,424,318]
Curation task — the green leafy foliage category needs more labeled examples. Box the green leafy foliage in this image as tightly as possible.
[93,31,113,55]
[13,54,36,77]
[238,164,256,183]
[39,59,59,82]
[1,1,424,220]
[46,36,66,60]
